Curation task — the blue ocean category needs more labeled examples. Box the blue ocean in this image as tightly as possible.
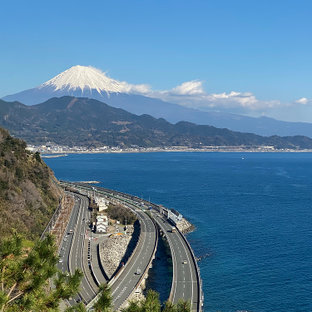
[45,152,312,312]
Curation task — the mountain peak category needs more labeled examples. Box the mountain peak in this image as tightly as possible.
[40,65,126,94]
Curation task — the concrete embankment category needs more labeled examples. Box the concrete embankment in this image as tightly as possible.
[99,224,136,279]
[176,217,195,234]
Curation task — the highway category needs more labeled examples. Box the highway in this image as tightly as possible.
[58,185,157,310]
[57,193,98,305]
[151,211,199,311]
[85,184,202,311]
[58,182,202,311]
[109,208,157,310]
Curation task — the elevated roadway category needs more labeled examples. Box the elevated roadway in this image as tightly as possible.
[58,183,157,310]
[69,182,202,311]
[57,193,98,304]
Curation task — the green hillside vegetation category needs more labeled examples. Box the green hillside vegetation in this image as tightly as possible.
[0,234,83,312]
[106,203,137,225]
[0,127,61,240]
[1,96,312,149]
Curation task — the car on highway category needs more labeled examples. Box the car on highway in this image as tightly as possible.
[135,268,141,275]
[182,260,188,264]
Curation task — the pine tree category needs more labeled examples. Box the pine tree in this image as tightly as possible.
[0,233,83,312]
[93,283,113,312]
[143,290,161,312]
[162,301,177,312]
[176,299,191,312]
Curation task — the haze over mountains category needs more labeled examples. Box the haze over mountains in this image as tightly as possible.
[3,65,312,138]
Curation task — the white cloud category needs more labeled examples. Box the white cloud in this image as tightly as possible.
[170,80,205,95]
[295,97,310,105]
[123,77,311,115]
[143,80,280,111]
[121,82,151,94]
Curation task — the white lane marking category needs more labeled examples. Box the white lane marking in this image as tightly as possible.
[175,231,194,308]
[155,216,178,303]
[111,215,155,303]
[70,195,97,299]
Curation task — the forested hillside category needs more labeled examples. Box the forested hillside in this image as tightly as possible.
[0,128,61,240]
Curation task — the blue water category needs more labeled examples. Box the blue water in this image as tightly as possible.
[45,152,312,312]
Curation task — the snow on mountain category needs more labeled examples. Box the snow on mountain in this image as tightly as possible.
[3,65,312,138]
[39,65,149,95]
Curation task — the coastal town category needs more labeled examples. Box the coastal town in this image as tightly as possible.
[26,143,310,156]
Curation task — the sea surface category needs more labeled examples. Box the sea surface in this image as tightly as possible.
[45,152,312,312]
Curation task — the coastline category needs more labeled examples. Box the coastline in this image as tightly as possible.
[29,145,312,155]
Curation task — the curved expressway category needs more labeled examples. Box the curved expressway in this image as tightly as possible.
[59,183,157,311]
[109,208,157,310]
[60,182,202,311]
[152,212,200,311]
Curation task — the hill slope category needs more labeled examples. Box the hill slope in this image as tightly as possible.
[0,97,312,149]
[0,128,61,240]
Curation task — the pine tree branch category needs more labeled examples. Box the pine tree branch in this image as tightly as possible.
[1,267,5,292]
[7,282,17,299]
[6,290,23,304]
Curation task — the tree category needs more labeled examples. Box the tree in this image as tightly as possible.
[122,301,142,312]
[0,233,83,312]
[121,292,191,312]
[34,151,41,163]
[0,234,191,312]
[143,290,161,312]
[162,301,177,312]
[93,283,113,312]
[176,299,191,312]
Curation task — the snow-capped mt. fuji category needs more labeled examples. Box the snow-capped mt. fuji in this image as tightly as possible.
[3,65,150,105]
[41,65,126,93]
[40,65,148,95]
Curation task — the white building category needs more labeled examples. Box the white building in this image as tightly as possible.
[95,197,109,212]
[97,215,108,226]
[168,209,183,225]
[96,214,108,233]
[96,223,107,233]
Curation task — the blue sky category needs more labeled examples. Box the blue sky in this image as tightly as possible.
[1,0,312,122]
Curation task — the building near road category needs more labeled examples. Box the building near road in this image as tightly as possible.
[96,214,108,233]
[168,209,183,225]
[95,197,109,212]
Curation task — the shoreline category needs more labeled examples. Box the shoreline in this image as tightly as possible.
[30,146,312,155]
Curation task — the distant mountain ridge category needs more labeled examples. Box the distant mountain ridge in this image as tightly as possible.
[0,96,312,149]
[3,65,312,138]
